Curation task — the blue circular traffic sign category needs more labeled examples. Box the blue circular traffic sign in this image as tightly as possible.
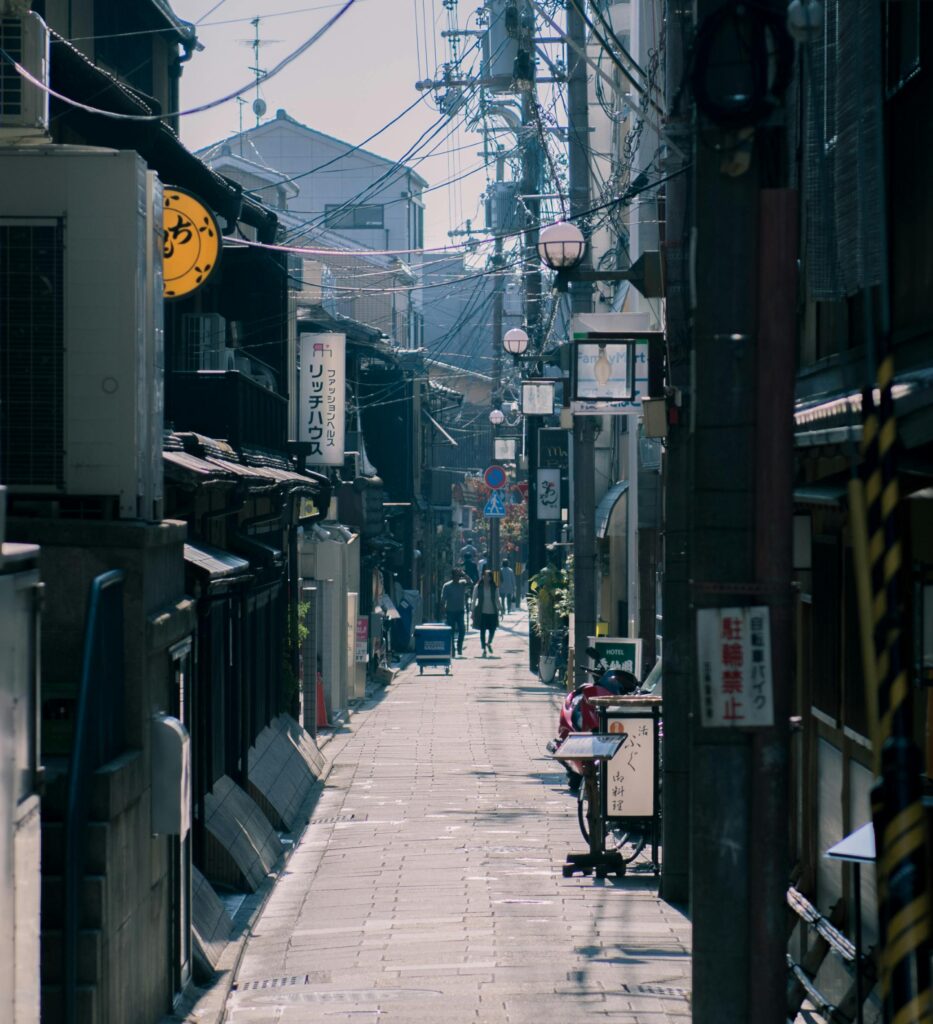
[484,465,507,489]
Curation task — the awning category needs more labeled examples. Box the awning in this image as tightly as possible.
[164,449,237,482]
[596,481,629,539]
[793,482,849,507]
[422,409,459,447]
[795,367,933,450]
[184,541,250,582]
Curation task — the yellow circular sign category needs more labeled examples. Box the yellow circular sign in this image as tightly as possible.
[162,188,221,299]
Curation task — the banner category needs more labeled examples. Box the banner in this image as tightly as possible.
[536,467,561,520]
[299,333,345,466]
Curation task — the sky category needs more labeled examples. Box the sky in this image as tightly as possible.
[171,0,490,250]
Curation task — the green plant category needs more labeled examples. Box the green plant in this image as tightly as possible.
[528,560,572,641]
[282,599,311,710]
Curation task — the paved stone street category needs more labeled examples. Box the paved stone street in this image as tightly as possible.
[223,612,691,1023]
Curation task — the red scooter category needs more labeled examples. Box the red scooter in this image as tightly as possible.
[547,649,639,791]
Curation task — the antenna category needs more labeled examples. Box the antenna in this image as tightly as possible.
[236,16,283,128]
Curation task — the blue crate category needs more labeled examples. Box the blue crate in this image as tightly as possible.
[414,624,453,674]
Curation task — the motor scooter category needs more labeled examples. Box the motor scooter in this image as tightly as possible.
[546,647,639,791]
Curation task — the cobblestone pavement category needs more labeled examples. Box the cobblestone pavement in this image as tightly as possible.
[222,612,691,1023]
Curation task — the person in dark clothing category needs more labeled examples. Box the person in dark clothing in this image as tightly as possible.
[471,568,500,657]
[440,568,469,656]
[462,555,479,585]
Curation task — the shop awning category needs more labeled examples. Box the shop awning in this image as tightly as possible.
[795,368,933,450]
[792,482,849,507]
[184,541,249,581]
[596,481,629,539]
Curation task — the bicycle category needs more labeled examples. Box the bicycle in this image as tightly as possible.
[576,776,650,865]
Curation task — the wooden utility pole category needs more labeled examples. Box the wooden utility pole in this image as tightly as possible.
[566,0,595,678]
[688,2,791,1021]
[659,0,692,907]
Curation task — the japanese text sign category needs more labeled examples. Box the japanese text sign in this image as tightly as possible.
[605,715,655,818]
[697,606,774,728]
[536,468,561,520]
[163,188,220,299]
[299,333,346,466]
[354,616,369,663]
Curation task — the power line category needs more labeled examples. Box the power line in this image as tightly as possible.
[1,0,359,122]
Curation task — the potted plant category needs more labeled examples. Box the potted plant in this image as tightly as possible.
[528,558,573,683]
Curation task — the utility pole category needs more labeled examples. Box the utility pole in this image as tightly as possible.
[566,0,595,677]
[659,0,692,907]
[489,152,506,573]
[688,1,790,1021]
[521,46,546,669]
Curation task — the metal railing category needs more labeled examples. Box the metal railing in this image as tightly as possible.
[64,570,125,1023]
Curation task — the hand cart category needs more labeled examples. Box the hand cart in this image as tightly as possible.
[414,623,453,675]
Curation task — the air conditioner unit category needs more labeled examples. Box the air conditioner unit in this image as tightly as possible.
[0,12,49,138]
[180,313,226,371]
[0,148,164,520]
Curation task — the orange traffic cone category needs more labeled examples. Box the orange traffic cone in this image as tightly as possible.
[316,671,330,729]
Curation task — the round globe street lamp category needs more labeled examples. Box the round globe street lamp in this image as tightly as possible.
[488,407,506,427]
[538,220,665,298]
[503,327,530,357]
[537,220,586,270]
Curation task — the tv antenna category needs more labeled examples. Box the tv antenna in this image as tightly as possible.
[237,17,283,128]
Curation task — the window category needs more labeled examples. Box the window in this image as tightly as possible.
[413,204,424,249]
[324,204,384,230]
[0,219,64,487]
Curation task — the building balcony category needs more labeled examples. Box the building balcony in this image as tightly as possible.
[168,370,288,452]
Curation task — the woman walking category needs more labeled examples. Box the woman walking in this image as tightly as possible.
[472,568,500,657]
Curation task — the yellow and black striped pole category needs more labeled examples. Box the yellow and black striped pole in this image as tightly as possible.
[861,353,932,1024]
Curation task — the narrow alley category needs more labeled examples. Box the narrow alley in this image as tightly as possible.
[221,610,690,1023]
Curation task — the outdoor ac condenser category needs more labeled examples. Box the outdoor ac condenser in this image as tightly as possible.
[0,12,49,139]
[0,148,164,519]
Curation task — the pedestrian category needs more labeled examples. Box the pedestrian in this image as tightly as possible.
[440,567,469,657]
[471,568,500,657]
[499,558,517,613]
[462,553,479,586]
[477,552,489,576]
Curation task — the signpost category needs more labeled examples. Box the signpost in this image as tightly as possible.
[484,465,507,489]
[483,491,507,518]
[588,636,643,679]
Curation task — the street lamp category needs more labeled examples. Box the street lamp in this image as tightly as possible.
[538,221,586,269]
[538,220,664,298]
[503,327,530,357]
[489,407,506,426]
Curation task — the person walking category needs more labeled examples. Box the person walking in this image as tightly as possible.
[471,568,500,657]
[440,568,469,657]
[499,558,517,613]
[462,553,479,586]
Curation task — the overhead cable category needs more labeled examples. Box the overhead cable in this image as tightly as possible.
[0,0,359,122]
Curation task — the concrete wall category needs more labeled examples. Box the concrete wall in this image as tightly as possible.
[10,518,194,1024]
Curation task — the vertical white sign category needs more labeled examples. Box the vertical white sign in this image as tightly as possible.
[697,606,774,727]
[605,716,655,818]
[536,467,561,520]
[300,332,345,466]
